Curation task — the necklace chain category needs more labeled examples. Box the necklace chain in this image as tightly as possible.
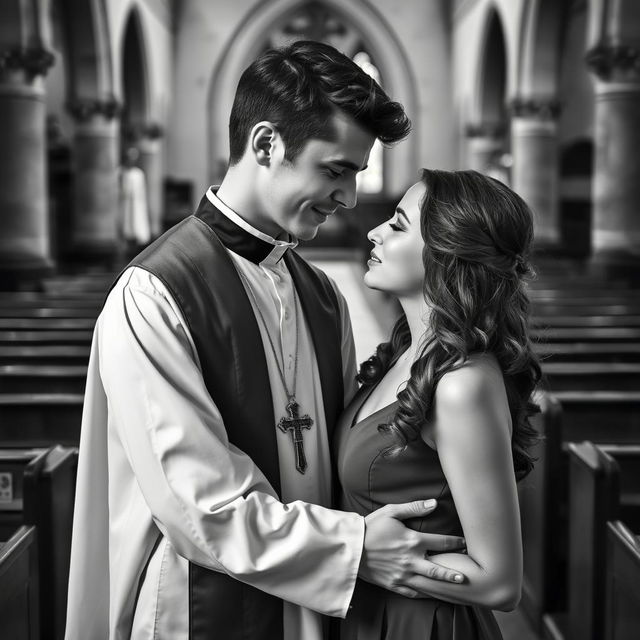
[237,268,300,400]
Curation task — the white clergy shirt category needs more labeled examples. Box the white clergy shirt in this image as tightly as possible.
[65,189,364,640]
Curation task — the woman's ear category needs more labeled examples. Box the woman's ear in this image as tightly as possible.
[249,122,277,167]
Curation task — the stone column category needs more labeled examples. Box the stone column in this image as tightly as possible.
[0,47,55,281]
[138,123,164,237]
[67,98,121,259]
[510,97,561,245]
[464,123,506,176]
[587,44,640,257]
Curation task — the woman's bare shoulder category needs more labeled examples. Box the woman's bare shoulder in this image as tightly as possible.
[435,352,504,407]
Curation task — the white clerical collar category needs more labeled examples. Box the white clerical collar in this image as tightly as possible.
[206,187,297,267]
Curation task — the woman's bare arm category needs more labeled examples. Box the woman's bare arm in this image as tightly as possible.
[400,356,523,610]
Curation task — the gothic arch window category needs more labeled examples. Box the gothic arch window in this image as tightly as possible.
[121,10,149,144]
[352,51,383,194]
[262,2,384,194]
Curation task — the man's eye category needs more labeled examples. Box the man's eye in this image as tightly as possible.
[326,168,342,179]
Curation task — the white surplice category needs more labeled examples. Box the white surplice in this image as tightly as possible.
[65,190,364,640]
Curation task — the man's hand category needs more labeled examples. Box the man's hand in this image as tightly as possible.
[358,500,466,598]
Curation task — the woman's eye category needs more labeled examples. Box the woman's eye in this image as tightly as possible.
[389,222,403,231]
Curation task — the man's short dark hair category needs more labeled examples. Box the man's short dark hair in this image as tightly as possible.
[228,40,411,165]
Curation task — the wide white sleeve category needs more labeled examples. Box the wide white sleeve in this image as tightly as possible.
[99,268,364,617]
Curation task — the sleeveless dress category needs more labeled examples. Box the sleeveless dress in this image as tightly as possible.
[334,384,503,640]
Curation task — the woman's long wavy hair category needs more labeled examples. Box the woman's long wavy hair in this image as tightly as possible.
[358,169,542,481]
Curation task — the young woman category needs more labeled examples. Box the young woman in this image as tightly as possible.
[335,169,541,639]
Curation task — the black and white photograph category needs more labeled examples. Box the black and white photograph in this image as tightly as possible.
[0,1,639,639]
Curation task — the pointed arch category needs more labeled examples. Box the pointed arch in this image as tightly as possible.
[473,7,508,128]
[206,0,418,195]
[61,0,114,101]
[120,6,150,133]
[517,0,566,98]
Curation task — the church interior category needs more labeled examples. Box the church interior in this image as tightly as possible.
[1,0,639,638]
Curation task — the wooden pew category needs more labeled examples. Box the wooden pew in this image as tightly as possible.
[0,366,87,394]
[0,346,90,367]
[40,273,114,293]
[0,395,84,447]
[0,525,40,640]
[531,327,640,343]
[561,443,640,640]
[604,520,640,640]
[519,392,564,632]
[0,318,95,331]
[23,446,78,640]
[0,447,78,639]
[541,362,640,391]
[554,391,640,443]
[0,294,103,308]
[0,449,47,540]
[519,392,640,631]
[0,331,93,347]
[535,342,640,363]
[533,302,640,317]
[532,314,640,328]
[529,290,640,302]
[0,308,99,319]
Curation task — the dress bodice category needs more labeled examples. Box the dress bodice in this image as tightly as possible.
[333,383,503,640]
[335,384,462,539]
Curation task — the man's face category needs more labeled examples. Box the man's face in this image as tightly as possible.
[262,111,375,241]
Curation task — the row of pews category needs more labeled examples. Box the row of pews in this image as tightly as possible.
[0,259,639,638]
[0,446,77,640]
[520,260,640,640]
[0,271,110,640]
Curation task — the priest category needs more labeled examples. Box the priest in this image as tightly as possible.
[65,41,466,640]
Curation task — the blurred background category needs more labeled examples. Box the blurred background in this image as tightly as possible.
[1,2,640,640]
[2,0,638,282]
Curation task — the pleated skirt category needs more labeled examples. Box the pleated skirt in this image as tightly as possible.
[339,581,503,640]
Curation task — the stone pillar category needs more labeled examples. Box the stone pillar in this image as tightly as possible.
[464,123,506,175]
[0,47,55,281]
[587,45,640,256]
[510,97,561,245]
[67,98,121,259]
[587,44,640,257]
[138,123,164,237]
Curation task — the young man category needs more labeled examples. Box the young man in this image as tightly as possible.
[65,41,465,640]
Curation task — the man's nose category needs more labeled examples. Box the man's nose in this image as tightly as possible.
[333,176,358,210]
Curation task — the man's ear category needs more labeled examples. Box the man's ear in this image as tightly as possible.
[250,122,279,167]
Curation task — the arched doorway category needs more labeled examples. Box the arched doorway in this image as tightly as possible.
[466,8,510,181]
[121,9,149,145]
[481,10,508,132]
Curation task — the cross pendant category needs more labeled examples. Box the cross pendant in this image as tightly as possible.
[277,398,314,474]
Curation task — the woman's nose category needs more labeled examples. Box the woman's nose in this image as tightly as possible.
[367,223,384,244]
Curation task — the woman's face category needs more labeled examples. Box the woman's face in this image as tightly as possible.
[364,181,426,296]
